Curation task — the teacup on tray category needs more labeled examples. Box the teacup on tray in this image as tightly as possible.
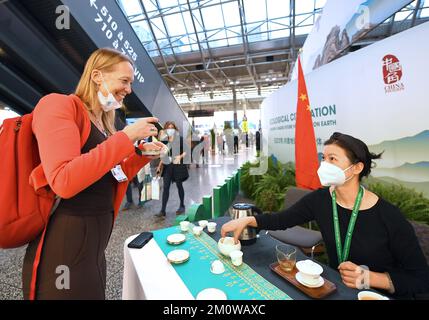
[296,260,323,287]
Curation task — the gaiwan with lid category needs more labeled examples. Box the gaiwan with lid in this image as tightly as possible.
[296,260,323,285]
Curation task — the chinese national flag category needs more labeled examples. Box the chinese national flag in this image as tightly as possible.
[294,56,321,190]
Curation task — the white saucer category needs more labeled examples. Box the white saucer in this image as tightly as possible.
[167,233,186,245]
[196,288,227,300]
[167,249,190,264]
[295,272,324,288]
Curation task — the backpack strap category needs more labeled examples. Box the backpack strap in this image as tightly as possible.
[29,196,61,300]
[29,226,47,300]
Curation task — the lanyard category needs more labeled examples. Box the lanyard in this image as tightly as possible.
[332,186,364,265]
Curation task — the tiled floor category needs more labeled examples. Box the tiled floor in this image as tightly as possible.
[0,145,256,300]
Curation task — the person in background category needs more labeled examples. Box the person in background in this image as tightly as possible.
[22,48,164,299]
[155,121,189,217]
[255,129,261,154]
[124,140,145,210]
[217,133,223,155]
[199,134,205,166]
[191,130,201,168]
[123,176,142,210]
[203,134,210,164]
[233,132,239,154]
[221,132,429,299]
[225,128,234,155]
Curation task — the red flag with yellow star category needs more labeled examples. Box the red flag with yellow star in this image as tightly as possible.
[294,56,321,190]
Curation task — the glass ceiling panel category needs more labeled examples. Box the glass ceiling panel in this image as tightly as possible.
[266,0,290,19]
[150,17,168,38]
[295,0,315,15]
[157,0,180,10]
[226,31,242,45]
[221,2,241,26]
[315,0,327,9]
[270,29,290,39]
[190,10,205,32]
[181,10,201,34]
[132,21,154,43]
[140,0,157,14]
[295,25,314,36]
[208,39,229,47]
[295,13,315,26]
[394,10,413,21]
[200,4,226,30]
[119,0,339,57]
[120,0,143,17]
[269,18,290,30]
[164,13,186,36]
[243,0,267,23]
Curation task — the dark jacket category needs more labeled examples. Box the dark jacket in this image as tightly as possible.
[161,135,189,183]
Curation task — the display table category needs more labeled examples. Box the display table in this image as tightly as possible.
[122,217,360,300]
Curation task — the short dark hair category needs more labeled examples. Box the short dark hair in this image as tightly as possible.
[324,132,383,180]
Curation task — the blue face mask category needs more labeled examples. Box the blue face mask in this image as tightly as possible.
[166,129,176,137]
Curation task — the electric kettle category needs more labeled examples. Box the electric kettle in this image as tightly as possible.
[230,203,262,245]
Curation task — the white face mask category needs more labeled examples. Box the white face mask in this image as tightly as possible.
[97,77,122,112]
[166,128,175,137]
[317,161,354,186]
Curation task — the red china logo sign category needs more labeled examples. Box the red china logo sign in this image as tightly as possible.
[382,54,405,93]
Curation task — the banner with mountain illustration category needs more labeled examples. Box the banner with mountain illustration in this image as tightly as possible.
[291,0,412,80]
[261,22,429,198]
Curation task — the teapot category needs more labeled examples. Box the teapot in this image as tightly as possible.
[230,203,262,245]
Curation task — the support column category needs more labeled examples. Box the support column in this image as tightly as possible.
[233,87,238,129]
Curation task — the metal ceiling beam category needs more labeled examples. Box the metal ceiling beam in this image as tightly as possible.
[209,3,234,82]
[137,0,190,89]
[186,0,218,83]
[150,0,188,88]
[411,0,422,27]
[171,77,289,92]
[152,0,204,87]
[156,48,294,67]
[290,0,296,61]
[196,4,230,83]
[129,0,238,22]
[161,59,291,76]
[238,0,258,89]
[139,0,181,85]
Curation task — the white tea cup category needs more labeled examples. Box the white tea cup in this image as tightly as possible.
[230,250,243,266]
[210,260,225,274]
[180,221,190,232]
[207,222,217,233]
[358,291,389,300]
[198,220,208,228]
[193,226,203,236]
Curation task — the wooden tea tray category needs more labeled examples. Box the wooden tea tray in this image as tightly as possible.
[270,262,337,299]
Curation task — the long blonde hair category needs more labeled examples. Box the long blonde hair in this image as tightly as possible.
[75,48,133,135]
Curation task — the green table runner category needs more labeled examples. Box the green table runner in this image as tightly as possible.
[152,225,292,300]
